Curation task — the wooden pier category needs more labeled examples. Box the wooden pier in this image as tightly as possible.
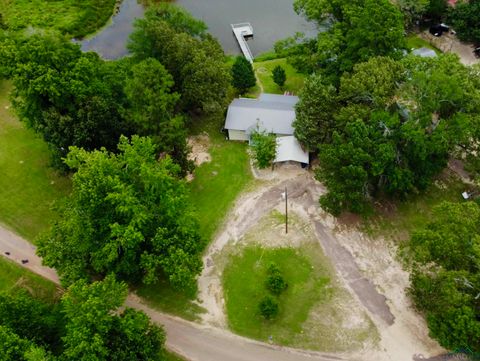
[231,23,254,63]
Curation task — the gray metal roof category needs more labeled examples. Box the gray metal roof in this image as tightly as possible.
[274,136,309,164]
[412,47,437,58]
[224,94,299,135]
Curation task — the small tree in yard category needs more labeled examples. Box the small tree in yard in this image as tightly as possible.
[272,65,287,88]
[259,295,279,320]
[231,56,256,94]
[265,263,288,295]
[250,129,277,169]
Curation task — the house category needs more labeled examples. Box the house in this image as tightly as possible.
[224,93,309,166]
[224,93,299,141]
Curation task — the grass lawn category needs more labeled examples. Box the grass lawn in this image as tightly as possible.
[0,0,116,38]
[363,171,467,240]
[406,34,442,55]
[0,257,60,301]
[223,246,330,344]
[0,80,71,242]
[251,58,306,96]
[221,211,377,351]
[188,113,253,242]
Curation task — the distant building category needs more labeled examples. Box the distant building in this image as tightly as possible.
[224,93,309,165]
[412,47,438,58]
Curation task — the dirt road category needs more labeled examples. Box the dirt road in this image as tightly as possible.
[0,223,350,361]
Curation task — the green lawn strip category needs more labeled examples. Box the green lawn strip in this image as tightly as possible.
[188,114,253,242]
[0,0,116,38]
[406,34,442,55]
[0,257,59,302]
[0,81,71,242]
[251,58,306,96]
[135,278,206,322]
[222,246,330,346]
[363,171,466,240]
[162,350,188,361]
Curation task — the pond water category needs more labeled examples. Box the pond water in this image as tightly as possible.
[79,0,316,59]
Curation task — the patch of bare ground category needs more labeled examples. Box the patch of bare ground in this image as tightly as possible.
[186,132,211,181]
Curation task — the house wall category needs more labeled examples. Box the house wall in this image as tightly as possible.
[228,129,248,141]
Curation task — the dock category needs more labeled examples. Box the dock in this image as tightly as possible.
[231,23,254,63]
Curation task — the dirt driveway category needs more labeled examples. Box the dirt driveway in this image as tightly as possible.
[198,170,444,361]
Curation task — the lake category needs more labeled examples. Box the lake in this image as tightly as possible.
[79,0,316,59]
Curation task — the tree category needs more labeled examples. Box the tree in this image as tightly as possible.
[231,56,256,94]
[425,0,448,22]
[37,136,204,289]
[292,0,406,79]
[447,0,480,44]
[272,65,286,88]
[258,295,279,320]
[408,202,480,352]
[0,325,50,361]
[250,129,277,169]
[294,74,338,150]
[61,276,165,361]
[397,0,430,27]
[0,33,131,168]
[128,4,230,114]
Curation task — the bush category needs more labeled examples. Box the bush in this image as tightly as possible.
[258,295,279,320]
[272,65,287,88]
[231,56,256,94]
[265,263,288,295]
[250,129,277,169]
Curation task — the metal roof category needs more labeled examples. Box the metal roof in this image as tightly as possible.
[274,136,309,164]
[412,47,437,58]
[224,94,299,135]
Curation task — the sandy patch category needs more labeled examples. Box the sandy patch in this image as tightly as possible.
[186,133,211,181]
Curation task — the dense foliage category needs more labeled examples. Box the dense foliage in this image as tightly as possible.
[258,295,279,320]
[282,0,405,80]
[250,130,277,169]
[128,4,230,114]
[37,136,204,289]
[447,0,480,44]
[0,0,116,38]
[231,56,256,94]
[294,54,480,214]
[0,276,166,360]
[408,202,480,352]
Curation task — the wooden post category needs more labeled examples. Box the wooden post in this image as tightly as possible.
[285,186,288,234]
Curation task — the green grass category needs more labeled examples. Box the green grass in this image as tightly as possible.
[188,114,253,241]
[406,34,442,55]
[363,172,467,240]
[162,350,187,361]
[223,246,331,346]
[0,0,116,38]
[136,279,206,322]
[0,257,59,301]
[0,80,71,242]
[250,58,306,96]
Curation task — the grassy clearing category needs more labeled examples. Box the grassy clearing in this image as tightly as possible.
[0,81,71,242]
[406,34,442,55]
[162,351,187,361]
[188,113,254,242]
[221,211,377,351]
[250,58,306,96]
[0,0,116,38]
[0,257,60,301]
[363,171,466,240]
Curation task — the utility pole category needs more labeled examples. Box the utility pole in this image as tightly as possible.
[285,186,288,234]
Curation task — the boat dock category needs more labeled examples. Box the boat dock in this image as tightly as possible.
[231,23,254,63]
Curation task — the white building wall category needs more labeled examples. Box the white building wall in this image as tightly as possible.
[228,129,248,141]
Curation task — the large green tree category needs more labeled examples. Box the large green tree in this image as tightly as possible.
[447,0,480,44]
[291,0,406,79]
[37,136,204,289]
[0,33,132,167]
[128,4,230,114]
[408,202,480,352]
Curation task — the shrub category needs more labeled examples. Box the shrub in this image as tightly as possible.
[258,295,279,320]
[265,263,288,295]
[272,65,287,88]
